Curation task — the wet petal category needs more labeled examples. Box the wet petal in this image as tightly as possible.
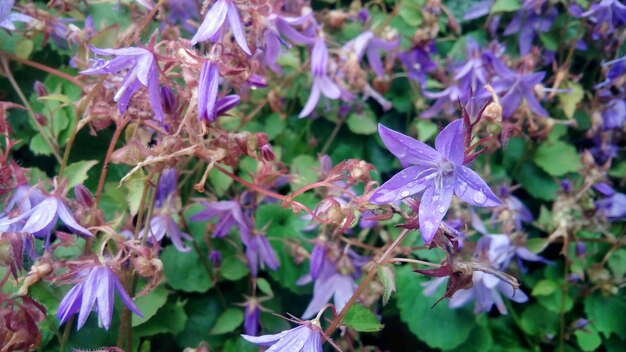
[435,119,465,165]
[454,165,501,207]
[21,198,58,235]
[57,199,93,237]
[419,177,455,244]
[369,165,436,204]
[377,124,440,165]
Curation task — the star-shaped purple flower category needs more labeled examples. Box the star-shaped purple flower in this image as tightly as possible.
[81,46,165,122]
[190,0,251,55]
[581,0,626,40]
[345,30,399,77]
[190,200,250,238]
[299,37,342,118]
[0,0,32,31]
[503,0,557,56]
[57,264,143,330]
[370,120,500,243]
[241,322,323,352]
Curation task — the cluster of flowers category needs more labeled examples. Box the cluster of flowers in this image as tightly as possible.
[0,0,625,351]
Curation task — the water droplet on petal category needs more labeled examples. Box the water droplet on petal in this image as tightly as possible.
[438,205,447,213]
[407,181,415,188]
[473,192,487,205]
[400,190,410,198]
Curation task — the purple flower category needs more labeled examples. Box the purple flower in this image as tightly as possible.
[602,98,626,129]
[596,192,626,220]
[164,0,199,33]
[190,0,251,55]
[0,195,93,247]
[263,12,314,73]
[190,200,250,238]
[483,52,548,118]
[81,46,165,122]
[491,186,534,230]
[299,37,342,118]
[503,0,557,56]
[446,271,528,314]
[244,301,260,336]
[344,31,399,77]
[197,61,241,122]
[463,0,493,21]
[241,322,323,352]
[0,0,32,31]
[2,184,44,217]
[581,0,626,40]
[309,240,326,280]
[209,250,222,267]
[140,214,193,252]
[421,83,465,119]
[454,38,488,92]
[57,264,143,330]
[297,252,368,319]
[155,168,177,208]
[370,120,500,243]
[398,45,437,85]
[240,230,279,277]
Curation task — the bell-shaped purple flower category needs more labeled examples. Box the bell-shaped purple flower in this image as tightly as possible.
[448,271,528,314]
[244,301,260,336]
[0,0,32,31]
[370,120,500,243]
[344,30,399,77]
[241,322,323,352]
[581,0,626,39]
[596,191,626,220]
[299,37,342,118]
[81,46,165,122]
[0,195,93,247]
[140,214,193,252]
[309,240,326,280]
[398,44,437,85]
[2,184,44,217]
[503,0,557,56]
[263,12,315,73]
[190,200,250,238]
[155,168,177,208]
[241,230,279,277]
[57,264,142,330]
[190,0,251,55]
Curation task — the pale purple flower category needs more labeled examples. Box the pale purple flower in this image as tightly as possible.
[2,184,44,217]
[190,200,250,238]
[164,0,199,33]
[244,301,260,336]
[140,214,193,252]
[454,38,488,92]
[57,265,143,330]
[596,191,626,220]
[503,0,557,56]
[0,195,93,247]
[463,0,493,21]
[309,241,326,280]
[344,31,399,77]
[0,0,32,31]
[299,37,342,118]
[190,0,251,55]
[240,230,279,277]
[197,61,241,122]
[596,55,626,89]
[421,83,465,119]
[581,0,626,39]
[447,271,528,314]
[155,168,177,208]
[483,52,548,118]
[81,46,165,122]
[263,12,315,73]
[602,98,626,130]
[370,120,501,243]
[241,322,323,351]
[297,252,368,319]
[491,186,534,230]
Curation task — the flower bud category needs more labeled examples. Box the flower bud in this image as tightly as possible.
[160,86,177,115]
[209,250,222,267]
[260,143,275,161]
[34,113,47,126]
[74,184,95,207]
[34,81,48,97]
[327,10,347,29]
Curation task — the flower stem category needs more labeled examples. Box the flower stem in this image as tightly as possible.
[3,53,84,88]
[324,228,410,336]
[59,315,74,352]
[94,113,130,206]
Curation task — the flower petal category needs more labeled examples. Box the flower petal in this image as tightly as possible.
[241,328,292,346]
[419,178,455,244]
[191,0,228,45]
[113,271,143,317]
[317,76,341,99]
[147,62,165,122]
[57,199,93,237]
[435,119,464,165]
[77,268,99,330]
[21,198,58,235]
[298,80,321,118]
[226,1,251,55]
[197,61,219,122]
[454,165,501,207]
[369,165,436,204]
[366,45,385,77]
[377,124,440,165]
[96,267,114,330]
[57,283,84,324]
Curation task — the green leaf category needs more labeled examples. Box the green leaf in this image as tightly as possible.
[446,323,493,352]
[347,110,377,135]
[161,245,213,293]
[220,256,250,281]
[396,267,475,349]
[177,294,222,346]
[536,284,573,313]
[124,172,146,216]
[210,308,244,335]
[62,160,99,189]
[132,284,169,327]
[256,278,274,297]
[29,133,53,156]
[609,161,626,178]
[490,0,521,13]
[208,165,233,196]
[135,299,188,337]
[575,328,602,352]
[342,304,384,332]
[585,293,626,339]
[377,265,396,306]
[533,141,582,176]
[416,119,438,141]
[531,279,558,296]
[289,155,319,190]
[608,249,626,279]
[398,0,423,27]
[15,38,33,59]
[514,162,559,201]
[558,82,584,119]
[520,305,559,336]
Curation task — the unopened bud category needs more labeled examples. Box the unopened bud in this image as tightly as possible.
[161,87,177,115]
[260,143,275,161]
[483,84,502,123]
[209,250,222,267]
[34,81,48,97]
[34,113,47,126]
[327,10,347,29]
[74,184,95,207]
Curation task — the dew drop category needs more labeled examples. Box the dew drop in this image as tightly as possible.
[407,181,415,188]
[473,192,487,205]
[438,205,447,213]
[400,190,410,198]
